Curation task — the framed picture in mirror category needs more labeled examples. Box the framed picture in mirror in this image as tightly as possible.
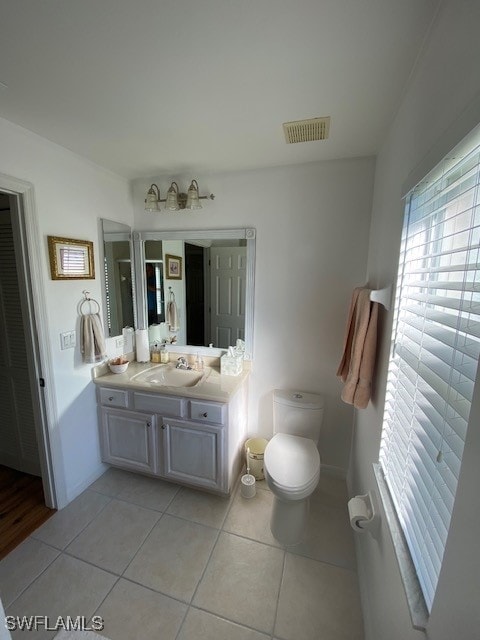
[47,236,95,280]
[165,254,182,280]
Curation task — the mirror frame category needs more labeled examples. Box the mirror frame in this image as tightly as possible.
[132,228,256,355]
[99,218,136,338]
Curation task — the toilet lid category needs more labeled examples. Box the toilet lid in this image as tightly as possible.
[265,433,320,490]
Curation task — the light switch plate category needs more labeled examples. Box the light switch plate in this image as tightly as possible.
[60,331,76,349]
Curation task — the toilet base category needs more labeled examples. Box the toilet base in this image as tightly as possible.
[270,495,310,545]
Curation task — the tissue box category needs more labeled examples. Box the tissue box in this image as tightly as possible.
[221,354,243,376]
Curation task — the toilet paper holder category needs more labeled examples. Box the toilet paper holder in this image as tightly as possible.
[348,491,379,534]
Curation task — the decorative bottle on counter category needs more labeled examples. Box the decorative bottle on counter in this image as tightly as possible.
[160,346,169,364]
[195,353,204,372]
[151,343,161,363]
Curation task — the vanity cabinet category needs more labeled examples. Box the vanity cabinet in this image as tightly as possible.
[162,419,224,492]
[100,407,156,474]
[96,383,246,495]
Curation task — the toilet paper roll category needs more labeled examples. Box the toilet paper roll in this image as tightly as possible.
[348,496,372,533]
[135,329,150,362]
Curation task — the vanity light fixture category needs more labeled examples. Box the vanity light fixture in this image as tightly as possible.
[144,180,215,212]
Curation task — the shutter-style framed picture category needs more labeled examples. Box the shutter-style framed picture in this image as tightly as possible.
[47,236,95,280]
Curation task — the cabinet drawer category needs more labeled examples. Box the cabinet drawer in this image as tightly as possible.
[133,392,185,417]
[189,400,226,425]
[99,387,128,408]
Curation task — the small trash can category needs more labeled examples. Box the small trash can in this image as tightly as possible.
[245,437,268,480]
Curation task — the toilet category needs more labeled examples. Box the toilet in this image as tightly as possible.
[264,389,324,544]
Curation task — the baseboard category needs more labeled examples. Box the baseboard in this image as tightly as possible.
[321,464,347,479]
[353,536,374,640]
[63,463,108,508]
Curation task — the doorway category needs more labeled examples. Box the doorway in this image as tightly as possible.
[0,180,57,554]
[0,191,55,553]
[185,243,205,346]
[0,193,41,475]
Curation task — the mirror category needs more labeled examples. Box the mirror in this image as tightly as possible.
[101,219,135,337]
[133,229,255,354]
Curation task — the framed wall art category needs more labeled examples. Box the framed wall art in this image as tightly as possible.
[48,236,95,280]
[165,254,182,280]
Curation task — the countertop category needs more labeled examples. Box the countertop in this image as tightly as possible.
[92,359,250,403]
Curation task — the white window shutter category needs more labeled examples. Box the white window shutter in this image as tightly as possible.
[380,136,480,611]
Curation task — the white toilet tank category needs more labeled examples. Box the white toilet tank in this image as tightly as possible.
[273,389,325,443]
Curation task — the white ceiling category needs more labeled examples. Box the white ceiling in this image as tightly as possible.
[0,0,439,179]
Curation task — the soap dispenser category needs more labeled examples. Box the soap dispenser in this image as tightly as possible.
[160,345,169,364]
[195,353,204,372]
[151,343,161,363]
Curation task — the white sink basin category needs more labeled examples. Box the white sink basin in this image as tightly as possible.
[131,364,205,388]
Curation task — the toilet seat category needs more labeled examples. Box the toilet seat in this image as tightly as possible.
[264,433,320,500]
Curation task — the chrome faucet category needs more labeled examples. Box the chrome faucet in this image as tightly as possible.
[176,357,192,370]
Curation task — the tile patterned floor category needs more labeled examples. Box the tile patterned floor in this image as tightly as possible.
[0,469,364,640]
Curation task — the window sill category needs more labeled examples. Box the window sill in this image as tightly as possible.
[373,463,429,632]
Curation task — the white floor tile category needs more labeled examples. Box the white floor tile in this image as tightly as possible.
[223,486,282,547]
[166,486,231,528]
[177,607,270,640]
[275,553,363,640]
[287,496,356,569]
[66,499,160,574]
[115,474,179,512]
[2,473,364,640]
[124,514,217,602]
[6,554,116,640]
[94,578,187,640]
[315,472,349,508]
[193,532,284,635]
[88,468,138,497]
[53,631,108,640]
[0,538,59,607]
[31,490,110,550]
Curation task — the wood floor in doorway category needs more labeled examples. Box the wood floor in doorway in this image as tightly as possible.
[0,465,55,560]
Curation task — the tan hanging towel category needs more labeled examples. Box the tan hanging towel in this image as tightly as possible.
[166,288,179,331]
[81,313,107,363]
[336,287,379,409]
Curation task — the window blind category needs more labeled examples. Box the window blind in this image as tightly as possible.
[379,133,480,612]
[104,257,112,333]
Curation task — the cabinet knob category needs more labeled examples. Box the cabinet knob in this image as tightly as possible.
[146,421,152,427]
[108,396,114,401]
[202,412,208,418]
[161,424,166,430]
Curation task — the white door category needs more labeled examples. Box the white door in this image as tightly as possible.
[0,205,40,475]
[209,246,246,349]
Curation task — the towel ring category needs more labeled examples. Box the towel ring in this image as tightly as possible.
[80,290,100,315]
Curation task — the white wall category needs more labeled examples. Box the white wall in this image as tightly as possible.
[350,2,480,638]
[133,157,375,473]
[0,116,134,506]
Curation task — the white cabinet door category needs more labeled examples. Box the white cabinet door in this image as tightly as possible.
[100,408,156,474]
[162,419,225,492]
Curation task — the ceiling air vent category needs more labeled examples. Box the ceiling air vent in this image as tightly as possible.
[283,117,330,144]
